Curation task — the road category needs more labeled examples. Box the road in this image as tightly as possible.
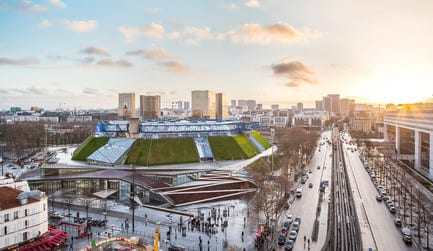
[275,130,333,251]
[342,132,416,251]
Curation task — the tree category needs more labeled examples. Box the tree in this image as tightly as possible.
[80,197,93,218]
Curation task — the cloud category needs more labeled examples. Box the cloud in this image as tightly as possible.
[0,0,47,13]
[82,88,103,96]
[285,81,300,88]
[38,19,52,28]
[182,27,214,45]
[0,88,10,94]
[245,0,260,8]
[118,23,165,42]
[81,57,95,64]
[272,60,319,87]
[80,46,111,56]
[225,3,239,10]
[126,48,172,61]
[4,85,48,95]
[159,61,189,74]
[63,20,97,32]
[28,85,49,95]
[96,59,133,68]
[118,22,319,45]
[0,57,39,65]
[226,22,320,44]
[46,0,65,8]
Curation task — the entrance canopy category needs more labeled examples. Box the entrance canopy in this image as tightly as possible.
[93,189,117,199]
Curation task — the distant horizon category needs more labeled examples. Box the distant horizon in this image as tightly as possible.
[1,94,431,112]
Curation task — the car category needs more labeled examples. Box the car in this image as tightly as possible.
[168,244,186,251]
[288,230,297,240]
[376,194,383,201]
[401,227,412,245]
[309,183,313,188]
[283,221,290,229]
[286,214,293,224]
[291,222,300,232]
[402,234,413,245]
[395,217,402,227]
[317,165,320,169]
[389,206,396,214]
[278,235,286,245]
[296,188,302,198]
[49,212,64,219]
[285,240,294,250]
[294,217,301,224]
[280,228,288,236]
[283,202,290,209]
[308,169,312,174]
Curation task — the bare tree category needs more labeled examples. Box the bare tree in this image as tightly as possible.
[80,196,93,218]
[64,197,75,217]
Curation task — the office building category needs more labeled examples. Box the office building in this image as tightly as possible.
[118,93,136,119]
[297,102,304,112]
[271,104,279,111]
[216,93,229,120]
[384,103,433,179]
[183,101,190,111]
[140,95,161,120]
[339,98,350,115]
[191,90,216,119]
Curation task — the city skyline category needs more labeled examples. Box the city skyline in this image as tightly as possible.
[1,0,433,110]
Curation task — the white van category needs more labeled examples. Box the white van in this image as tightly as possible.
[295,187,302,198]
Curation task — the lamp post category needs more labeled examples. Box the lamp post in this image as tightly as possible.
[270,128,275,175]
[0,132,4,176]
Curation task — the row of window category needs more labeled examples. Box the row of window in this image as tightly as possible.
[1,203,45,224]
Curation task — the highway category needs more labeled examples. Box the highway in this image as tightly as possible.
[341,131,417,251]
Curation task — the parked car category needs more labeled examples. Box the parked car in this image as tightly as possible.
[49,212,63,219]
[394,217,402,227]
[285,240,294,250]
[278,235,286,245]
[401,227,412,245]
[288,230,297,240]
[309,183,313,188]
[286,214,293,224]
[291,222,300,232]
[283,221,290,229]
[376,194,383,201]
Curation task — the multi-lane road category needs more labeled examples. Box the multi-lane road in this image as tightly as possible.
[274,129,417,251]
[341,131,417,251]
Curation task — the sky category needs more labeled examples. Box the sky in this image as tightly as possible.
[1,0,433,110]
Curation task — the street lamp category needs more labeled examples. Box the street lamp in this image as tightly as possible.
[270,128,275,174]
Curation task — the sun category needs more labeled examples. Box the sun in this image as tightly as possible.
[360,68,432,104]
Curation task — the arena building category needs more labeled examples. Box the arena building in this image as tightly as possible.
[21,119,266,207]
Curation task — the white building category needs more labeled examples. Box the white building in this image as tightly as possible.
[0,178,49,250]
[384,104,433,179]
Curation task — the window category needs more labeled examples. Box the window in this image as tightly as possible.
[25,220,28,228]
[4,226,7,235]
[13,211,18,220]
[24,209,29,217]
[23,232,28,241]
[4,214,9,222]
[43,203,46,211]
